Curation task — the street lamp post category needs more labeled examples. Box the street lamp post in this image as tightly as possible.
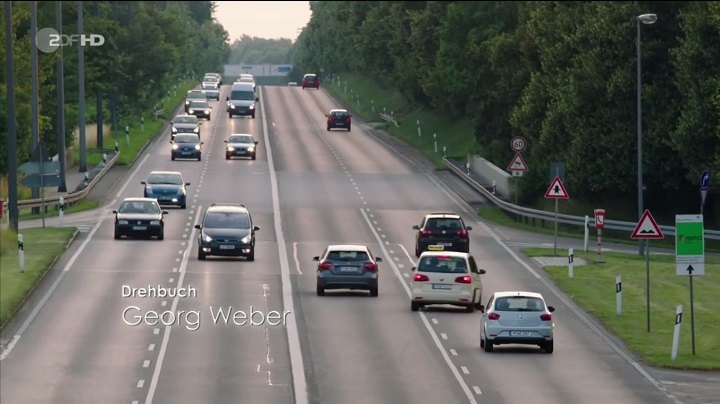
[636,13,657,255]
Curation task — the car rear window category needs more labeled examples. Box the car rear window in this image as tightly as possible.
[418,256,467,273]
[327,251,369,261]
[495,297,544,312]
[425,218,462,231]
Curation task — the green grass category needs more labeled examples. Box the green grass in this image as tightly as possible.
[0,227,77,328]
[18,199,100,220]
[522,247,720,369]
[324,73,476,168]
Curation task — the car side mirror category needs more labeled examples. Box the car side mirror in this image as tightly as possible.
[194,224,202,230]
[162,211,169,215]
[141,181,146,185]
[185,182,191,186]
[375,257,383,262]
[478,269,486,275]
[253,226,260,231]
[198,122,202,125]
[169,141,173,144]
[466,226,473,231]
[312,256,320,261]
[224,140,228,143]
[411,266,417,271]
[200,142,204,145]
[479,305,485,313]
[255,97,259,102]
[412,225,420,230]
[254,141,259,144]
[325,114,329,117]
[547,306,555,312]
[112,210,118,214]
[225,96,229,101]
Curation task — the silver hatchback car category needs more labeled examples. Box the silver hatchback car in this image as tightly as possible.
[314,245,382,297]
[480,291,555,353]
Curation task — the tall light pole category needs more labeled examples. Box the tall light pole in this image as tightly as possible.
[636,13,657,255]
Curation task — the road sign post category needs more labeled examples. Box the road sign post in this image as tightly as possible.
[594,209,606,263]
[671,304,683,361]
[508,137,529,206]
[676,214,704,355]
[544,176,569,256]
[584,215,589,252]
[631,209,665,332]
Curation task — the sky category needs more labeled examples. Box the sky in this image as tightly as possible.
[213,1,312,43]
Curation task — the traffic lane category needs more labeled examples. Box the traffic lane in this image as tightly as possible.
[369,206,676,403]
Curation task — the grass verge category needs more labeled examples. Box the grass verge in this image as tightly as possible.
[18,199,100,221]
[522,247,719,369]
[0,227,77,328]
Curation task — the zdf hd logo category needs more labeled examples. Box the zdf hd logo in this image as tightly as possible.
[35,27,105,53]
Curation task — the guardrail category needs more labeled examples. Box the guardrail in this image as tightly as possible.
[379,113,399,127]
[443,157,720,241]
[17,151,120,210]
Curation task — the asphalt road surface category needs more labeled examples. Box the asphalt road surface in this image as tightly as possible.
[2,83,715,404]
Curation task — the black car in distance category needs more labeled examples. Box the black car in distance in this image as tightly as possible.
[326,109,352,131]
[170,133,203,161]
[185,90,207,113]
[413,213,472,256]
[187,100,211,120]
[195,204,260,261]
[170,114,200,140]
[224,133,259,160]
[113,197,167,240]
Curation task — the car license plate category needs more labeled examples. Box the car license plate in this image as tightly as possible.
[432,284,451,290]
[339,266,357,272]
[438,242,453,246]
[132,226,147,231]
[219,245,235,250]
[510,330,532,337]
[428,245,444,251]
[181,152,191,155]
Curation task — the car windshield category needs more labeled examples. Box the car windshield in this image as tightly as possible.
[187,91,206,100]
[425,218,462,231]
[204,212,250,229]
[202,83,217,89]
[172,116,198,124]
[229,135,254,144]
[230,90,255,101]
[147,173,183,185]
[418,256,467,273]
[118,201,160,214]
[189,101,209,108]
[326,250,369,261]
[174,134,199,143]
[494,297,545,312]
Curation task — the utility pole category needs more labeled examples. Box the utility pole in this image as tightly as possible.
[5,0,19,231]
[56,0,68,192]
[78,1,87,173]
[30,1,40,214]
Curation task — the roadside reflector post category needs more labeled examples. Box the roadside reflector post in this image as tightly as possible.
[671,304,683,361]
[568,248,574,278]
[616,275,622,315]
[18,234,25,273]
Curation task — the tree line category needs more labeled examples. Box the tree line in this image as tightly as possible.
[0,1,230,174]
[291,1,720,218]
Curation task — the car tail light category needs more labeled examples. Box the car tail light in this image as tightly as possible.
[327,117,332,123]
[455,275,472,284]
[420,229,432,236]
[488,312,500,320]
[346,117,351,123]
[541,313,552,321]
[363,262,378,272]
[457,229,468,237]
[318,261,332,271]
[413,273,429,282]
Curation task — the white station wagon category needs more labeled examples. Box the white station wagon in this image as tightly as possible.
[410,251,486,312]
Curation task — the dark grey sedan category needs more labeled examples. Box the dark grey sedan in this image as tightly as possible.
[171,133,203,161]
[187,100,211,120]
[113,198,167,240]
[170,114,200,140]
[314,244,382,297]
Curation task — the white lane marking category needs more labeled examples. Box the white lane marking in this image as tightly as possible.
[389,249,395,254]
[403,273,409,278]
[398,264,405,269]
[148,344,155,352]
[1,218,104,361]
[450,349,458,356]
[359,209,477,404]
[161,301,167,307]
[474,219,683,404]
[169,278,174,283]
[137,380,145,388]
[144,206,203,404]
[172,267,178,273]
[398,243,415,265]
[440,333,448,340]
[261,87,308,404]
[293,242,303,275]
[115,154,150,198]
[431,318,439,325]
[132,401,139,404]
[143,360,150,368]
[153,328,160,335]
[393,257,399,261]
[461,366,469,375]
[473,386,482,395]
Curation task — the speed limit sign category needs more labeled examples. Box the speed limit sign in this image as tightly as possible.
[511,136,527,153]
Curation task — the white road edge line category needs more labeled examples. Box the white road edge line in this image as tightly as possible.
[359,208,477,404]
[293,242,303,275]
[474,220,683,404]
[398,243,415,265]
[144,206,203,404]
[261,87,309,404]
[1,218,104,361]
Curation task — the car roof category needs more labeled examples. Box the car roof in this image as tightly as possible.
[304,73,317,77]
[229,133,254,139]
[121,197,158,203]
[492,291,545,299]
[325,244,370,252]
[188,89,204,94]
[418,251,470,259]
[206,204,248,213]
[424,213,461,219]
[329,109,348,113]
[148,170,182,176]
[173,114,197,119]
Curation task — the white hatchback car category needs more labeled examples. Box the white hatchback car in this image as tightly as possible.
[410,251,486,312]
[480,291,555,353]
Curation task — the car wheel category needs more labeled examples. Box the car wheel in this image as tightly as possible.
[327,126,331,131]
[369,286,378,297]
[475,301,483,310]
[181,203,187,209]
[348,126,351,132]
[198,153,202,161]
[198,247,206,261]
[226,154,230,160]
[247,249,255,262]
[411,302,420,311]
[171,154,175,161]
[252,154,256,160]
[158,230,164,241]
[316,284,325,296]
[114,227,121,240]
[251,113,255,119]
[415,243,420,257]
[228,113,233,118]
[207,115,211,121]
[542,340,554,354]
[465,304,475,313]
[484,336,494,352]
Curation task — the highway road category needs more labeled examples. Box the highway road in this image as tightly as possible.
[0,83,698,404]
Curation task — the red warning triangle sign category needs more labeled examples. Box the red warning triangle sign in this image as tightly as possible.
[544,176,569,199]
[507,153,529,172]
[631,209,665,239]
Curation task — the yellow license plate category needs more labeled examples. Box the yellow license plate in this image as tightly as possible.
[428,245,444,251]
